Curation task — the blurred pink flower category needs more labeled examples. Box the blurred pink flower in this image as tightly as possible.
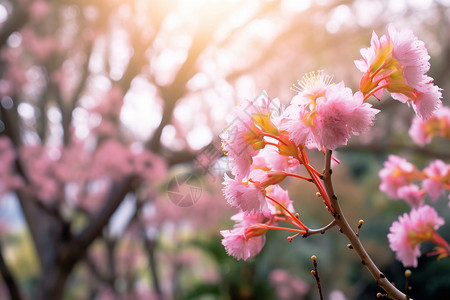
[422,160,450,202]
[269,269,309,300]
[22,29,58,62]
[388,205,445,267]
[20,144,60,202]
[379,155,417,199]
[408,104,450,146]
[397,184,424,208]
[129,149,168,181]
[29,0,51,21]
[91,140,133,180]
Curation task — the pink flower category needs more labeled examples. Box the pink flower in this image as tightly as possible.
[280,104,314,147]
[221,211,269,261]
[222,174,268,214]
[91,140,133,180]
[269,269,309,299]
[356,24,441,119]
[397,184,423,208]
[129,148,168,181]
[267,185,295,215]
[422,160,450,202]
[252,145,299,173]
[286,76,378,150]
[314,85,378,149]
[409,104,450,146]
[220,226,266,261]
[230,210,268,228]
[388,205,444,267]
[221,100,264,181]
[379,155,416,199]
[291,70,334,107]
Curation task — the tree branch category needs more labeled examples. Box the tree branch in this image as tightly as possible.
[75,176,137,251]
[322,150,407,300]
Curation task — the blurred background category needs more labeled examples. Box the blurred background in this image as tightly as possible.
[0,0,450,299]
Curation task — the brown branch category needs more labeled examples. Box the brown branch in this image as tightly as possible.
[75,176,137,251]
[322,150,407,300]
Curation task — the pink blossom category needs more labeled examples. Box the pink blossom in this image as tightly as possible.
[230,210,268,228]
[220,227,266,261]
[269,269,309,299]
[20,144,61,202]
[222,174,268,214]
[91,140,133,180]
[409,104,450,146]
[379,155,416,199]
[252,145,299,173]
[388,205,444,267]
[397,184,423,208]
[422,160,450,202]
[29,0,51,21]
[356,24,441,119]
[267,185,295,215]
[287,75,378,150]
[314,84,378,149]
[221,100,264,181]
[220,217,268,261]
[291,70,334,106]
[279,104,314,147]
[129,149,168,181]
[22,29,58,62]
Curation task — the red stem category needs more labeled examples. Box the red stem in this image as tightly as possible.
[266,194,309,230]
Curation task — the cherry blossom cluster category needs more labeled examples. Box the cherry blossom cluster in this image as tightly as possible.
[220,22,446,276]
[0,137,167,211]
[380,155,450,207]
[380,155,450,267]
[219,79,379,259]
[356,24,441,119]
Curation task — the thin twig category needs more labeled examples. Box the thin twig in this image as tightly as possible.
[310,255,324,300]
[303,220,337,237]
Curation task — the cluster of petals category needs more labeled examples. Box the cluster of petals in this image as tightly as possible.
[388,205,444,267]
[422,160,450,202]
[222,173,268,214]
[221,99,265,181]
[221,181,299,260]
[380,155,450,205]
[408,104,450,146]
[282,78,379,150]
[379,155,417,199]
[355,24,441,119]
[220,211,269,261]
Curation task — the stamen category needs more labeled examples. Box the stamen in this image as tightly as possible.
[291,70,334,94]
